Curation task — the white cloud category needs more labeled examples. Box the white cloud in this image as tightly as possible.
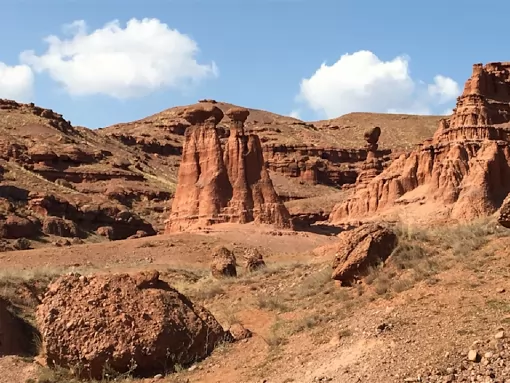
[428,75,461,104]
[20,18,218,98]
[296,50,460,118]
[0,62,34,102]
[289,109,302,119]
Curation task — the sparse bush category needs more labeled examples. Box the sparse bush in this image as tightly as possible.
[338,328,353,338]
[295,267,331,298]
[264,319,290,348]
[431,219,499,256]
[190,282,226,301]
[394,224,431,242]
[256,296,290,312]
[374,275,391,295]
[289,314,322,334]
[391,277,414,293]
[390,242,429,270]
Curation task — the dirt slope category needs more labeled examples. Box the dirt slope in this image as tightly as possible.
[1,219,509,383]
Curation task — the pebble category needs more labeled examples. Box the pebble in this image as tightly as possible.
[468,350,479,362]
[495,331,505,340]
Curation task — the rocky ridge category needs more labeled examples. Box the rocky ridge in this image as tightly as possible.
[330,62,510,224]
[0,99,166,245]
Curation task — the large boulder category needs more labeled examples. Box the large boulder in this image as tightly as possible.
[244,248,266,273]
[211,246,237,278]
[0,215,39,239]
[331,224,398,285]
[37,270,228,379]
[42,216,79,238]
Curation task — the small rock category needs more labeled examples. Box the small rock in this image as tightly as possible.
[329,334,341,346]
[153,374,163,379]
[496,287,506,293]
[495,331,505,339]
[468,349,479,362]
[228,323,252,341]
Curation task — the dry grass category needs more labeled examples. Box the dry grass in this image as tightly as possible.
[33,365,136,383]
[363,217,510,297]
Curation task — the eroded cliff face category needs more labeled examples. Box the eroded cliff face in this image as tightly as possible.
[330,62,510,224]
[165,106,292,232]
[0,99,161,245]
[262,145,392,187]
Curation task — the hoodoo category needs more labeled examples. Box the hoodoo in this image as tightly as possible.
[165,106,292,232]
[330,62,510,224]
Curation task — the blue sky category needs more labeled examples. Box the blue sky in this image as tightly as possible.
[0,0,506,128]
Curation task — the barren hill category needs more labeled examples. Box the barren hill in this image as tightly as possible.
[102,100,442,151]
[313,112,443,151]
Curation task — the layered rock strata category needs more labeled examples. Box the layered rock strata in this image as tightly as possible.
[263,144,392,187]
[330,62,510,224]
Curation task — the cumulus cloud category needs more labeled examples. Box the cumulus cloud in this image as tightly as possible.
[296,50,460,118]
[428,75,461,104]
[0,62,34,102]
[20,18,218,98]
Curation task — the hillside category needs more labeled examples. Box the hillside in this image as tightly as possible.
[0,97,444,249]
[101,100,443,151]
[313,112,443,151]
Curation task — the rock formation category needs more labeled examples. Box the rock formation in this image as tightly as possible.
[330,62,510,224]
[263,144,392,187]
[331,224,398,286]
[227,323,252,341]
[165,105,293,232]
[37,271,228,379]
[355,126,388,185]
[244,248,266,272]
[211,246,237,278]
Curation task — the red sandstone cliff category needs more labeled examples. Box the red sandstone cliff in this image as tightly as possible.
[330,62,510,224]
[165,106,292,232]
